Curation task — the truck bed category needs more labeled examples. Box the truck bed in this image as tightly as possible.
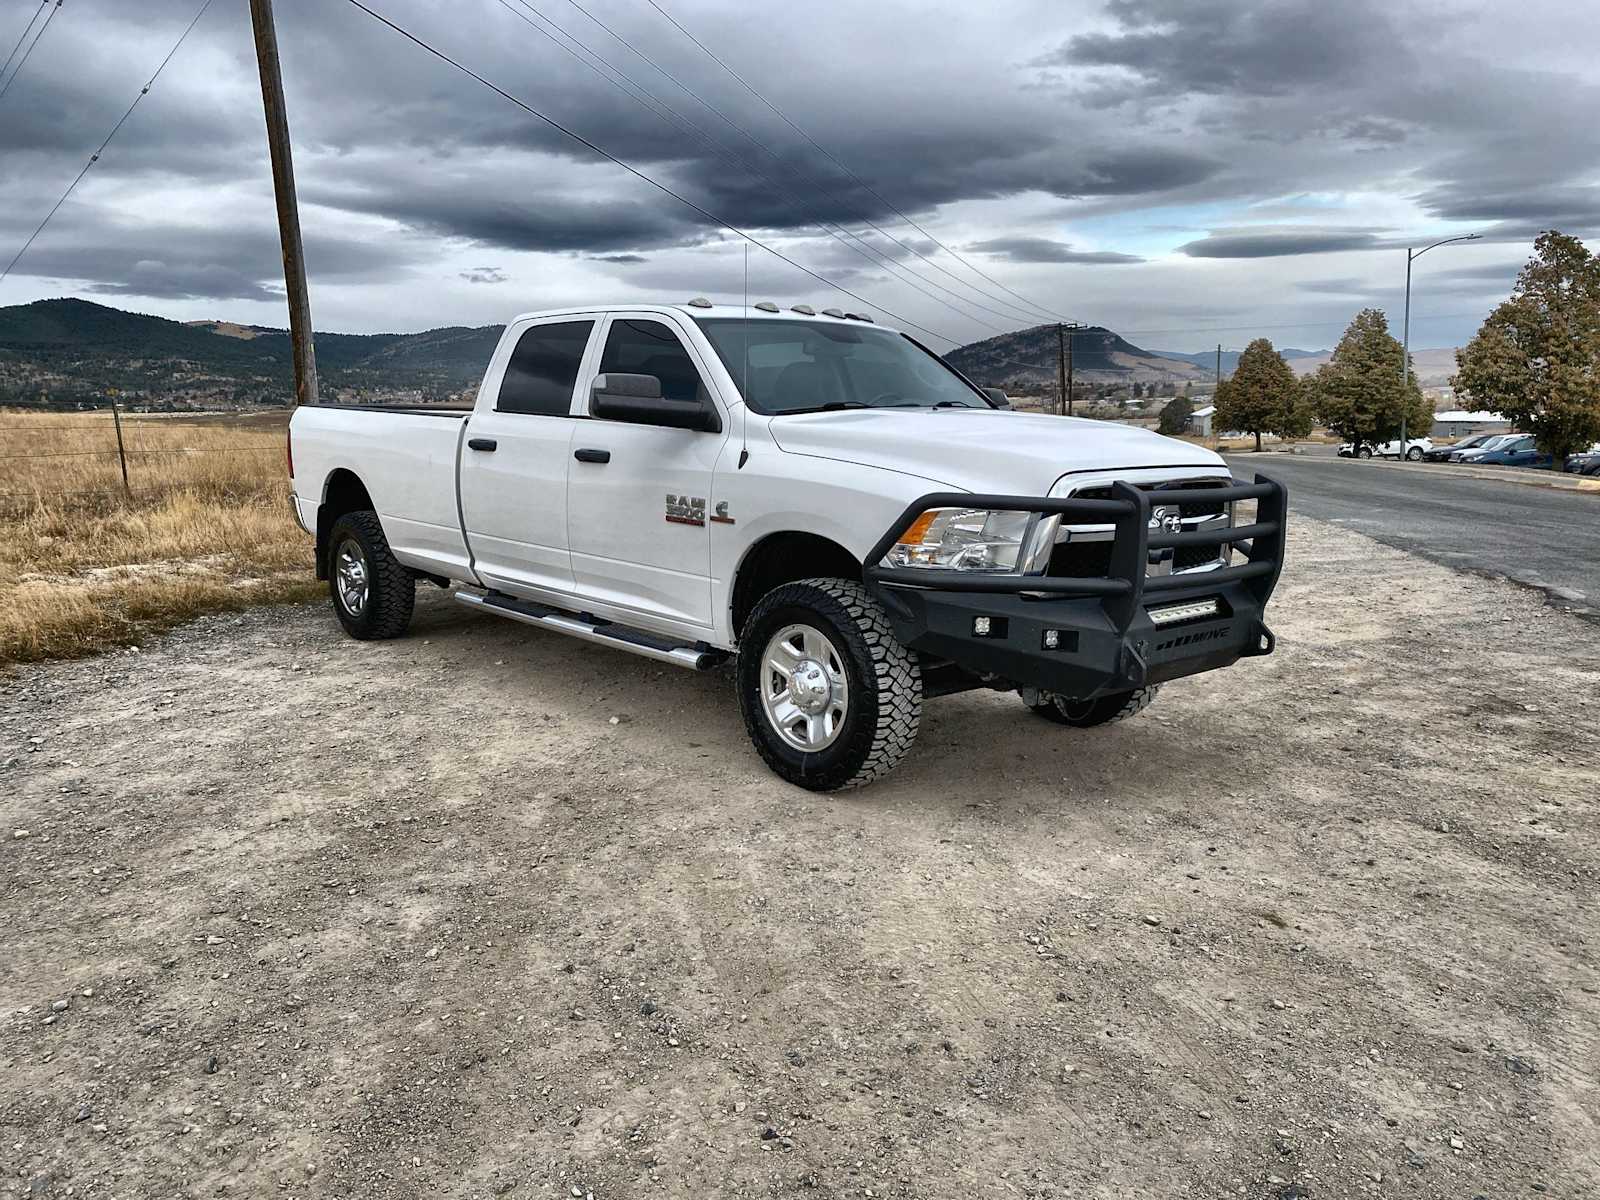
[290,404,473,581]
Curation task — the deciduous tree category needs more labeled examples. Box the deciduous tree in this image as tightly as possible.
[1454,230,1600,461]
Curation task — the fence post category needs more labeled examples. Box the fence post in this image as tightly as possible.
[108,391,131,499]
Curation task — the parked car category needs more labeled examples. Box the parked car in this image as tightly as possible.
[1374,436,1433,461]
[1473,436,1552,468]
[1338,437,1431,460]
[1422,433,1495,462]
[1563,445,1600,475]
[1450,434,1521,462]
[287,302,1287,791]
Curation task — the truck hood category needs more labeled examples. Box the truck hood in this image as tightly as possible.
[766,408,1226,494]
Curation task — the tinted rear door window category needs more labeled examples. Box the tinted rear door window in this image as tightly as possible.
[497,321,594,416]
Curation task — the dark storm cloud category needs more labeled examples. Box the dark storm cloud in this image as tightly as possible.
[968,237,1143,264]
[8,208,414,302]
[1180,229,1389,258]
[303,167,706,254]
[1045,0,1402,102]
[1,0,1596,329]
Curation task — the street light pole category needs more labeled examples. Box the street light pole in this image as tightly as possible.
[1399,232,1481,457]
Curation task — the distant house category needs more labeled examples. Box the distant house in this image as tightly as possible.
[1430,409,1512,438]
[1188,404,1216,437]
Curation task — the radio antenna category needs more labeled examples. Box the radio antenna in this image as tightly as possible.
[738,241,750,468]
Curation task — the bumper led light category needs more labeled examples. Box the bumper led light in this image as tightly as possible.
[1147,598,1221,626]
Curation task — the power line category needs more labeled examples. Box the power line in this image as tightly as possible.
[0,1,50,84]
[640,0,1075,325]
[551,0,1052,330]
[0,0,61,104]
[0,0,215,285]
[340,0,969,346]
[493,0,1015,335]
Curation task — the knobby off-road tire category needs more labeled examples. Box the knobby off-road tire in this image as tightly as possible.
[1027,685,1161,728]
[327,510,414,640]
[738,578,922,791]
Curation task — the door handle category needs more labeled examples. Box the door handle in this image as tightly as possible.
[467,437,497,452]
[574,448,611,464]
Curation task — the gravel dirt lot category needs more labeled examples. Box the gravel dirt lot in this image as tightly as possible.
[3,516,1597,1199]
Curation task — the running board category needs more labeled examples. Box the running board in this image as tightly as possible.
[453,589,725,671]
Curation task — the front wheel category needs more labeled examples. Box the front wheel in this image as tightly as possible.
[737,578,922,791]
[1026,686,1161,727]
[1358,447,1373,459]
[327,510,414,640]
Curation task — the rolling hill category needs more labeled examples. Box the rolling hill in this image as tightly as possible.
[944,324,1214,390]
[0,298,502,409]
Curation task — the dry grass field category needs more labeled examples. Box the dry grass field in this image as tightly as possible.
[0,409,318,665]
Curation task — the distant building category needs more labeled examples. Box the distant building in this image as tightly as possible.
[1188,404,1216,437]
[1430,409,1512,438]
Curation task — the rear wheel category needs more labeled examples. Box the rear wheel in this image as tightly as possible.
[1026,686,1161,728]
[1405,446,1424,461]
[327,510,414,640]
[737,578,921,791]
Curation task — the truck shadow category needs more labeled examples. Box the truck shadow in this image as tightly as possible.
[414,589,1255,818]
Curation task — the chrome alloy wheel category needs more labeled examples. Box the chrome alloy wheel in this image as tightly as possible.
[334,538,370,617]
[760,623,850,753]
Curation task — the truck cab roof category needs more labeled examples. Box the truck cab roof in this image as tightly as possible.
[504,302,900,335]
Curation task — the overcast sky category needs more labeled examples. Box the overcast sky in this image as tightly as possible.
[1,0,1596,352]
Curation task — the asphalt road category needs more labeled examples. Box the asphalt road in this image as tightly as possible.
[1225,453,1598,611]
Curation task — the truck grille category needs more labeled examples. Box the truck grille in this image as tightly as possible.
[1047,479,1231,579]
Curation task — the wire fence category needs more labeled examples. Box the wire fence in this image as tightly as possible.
[0,408,290,515]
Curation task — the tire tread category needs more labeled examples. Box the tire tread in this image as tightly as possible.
[330,509,414,640]
[738,577,921,791]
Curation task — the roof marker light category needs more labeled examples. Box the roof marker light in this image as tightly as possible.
[821,307,845,318]
[754,300,779,313]
[791,304,815,315]
[686,296,714,308]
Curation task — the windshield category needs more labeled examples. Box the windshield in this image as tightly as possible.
[693,317,989,414]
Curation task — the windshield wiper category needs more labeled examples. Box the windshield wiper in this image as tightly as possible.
[932,400,982,408]
[782,401,871,414]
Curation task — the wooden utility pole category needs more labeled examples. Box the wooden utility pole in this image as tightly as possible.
[1056,324,1067,416]
[249,0,318,406]
[1065,324,1075,416]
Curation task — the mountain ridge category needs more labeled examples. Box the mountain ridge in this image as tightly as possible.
[0,298,502,408]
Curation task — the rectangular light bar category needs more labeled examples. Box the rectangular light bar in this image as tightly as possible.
[1147,598,1221,626]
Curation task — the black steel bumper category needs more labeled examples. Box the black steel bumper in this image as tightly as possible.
[862,475,1287,699]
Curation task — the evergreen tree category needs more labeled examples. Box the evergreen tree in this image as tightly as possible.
[1454,230,1600,461]
[1213,338,1299,451]
[1306,309,1430,451]
[1158,395,1193,436]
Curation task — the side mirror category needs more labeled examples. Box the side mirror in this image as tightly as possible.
[982,387,1012,409]
[590,374,720,433]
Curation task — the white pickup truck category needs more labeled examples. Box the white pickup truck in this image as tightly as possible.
[289,302,1286,790]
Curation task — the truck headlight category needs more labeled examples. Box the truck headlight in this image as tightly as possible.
[885,508,1053,573]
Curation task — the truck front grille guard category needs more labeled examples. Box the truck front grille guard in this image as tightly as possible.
[862,474,1288,636]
